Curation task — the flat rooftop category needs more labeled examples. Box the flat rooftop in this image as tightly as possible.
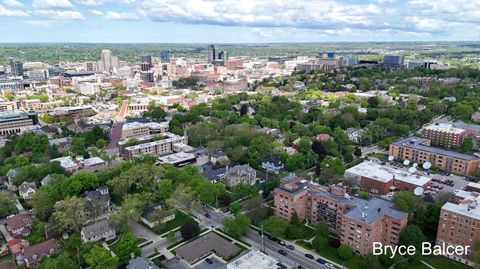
[122,121,169,131]
[345,161,431,187]
[424,123,465,134]
[344,196,407,224]
[443,194,480,220]
[227,250,277,269]
[392,137,479,161]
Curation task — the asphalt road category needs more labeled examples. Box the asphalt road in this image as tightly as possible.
[243,229,330,269]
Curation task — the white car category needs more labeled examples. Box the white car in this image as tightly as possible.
[325,263,335,269]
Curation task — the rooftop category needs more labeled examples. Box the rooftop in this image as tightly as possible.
[227,250,277,269]
[424,123,465,134]
[122,121,169,131]
[392,137,479,161]
[81,218,114,240]
[345,161,431,187]
[442,192,480,220]
[157,152,196,164]
[50,156,78,169]
[344,196,407,224]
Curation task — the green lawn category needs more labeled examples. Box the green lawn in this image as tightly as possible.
[422,255,472,269]
[152,210,197,235]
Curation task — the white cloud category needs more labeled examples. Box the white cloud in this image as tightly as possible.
[35,9,85,20]
[90,9,102,15]
[32,0,75,10]
[3,0,25,8]
[77,0,108,6]
[104,11,138,20]
[0,4,28,16]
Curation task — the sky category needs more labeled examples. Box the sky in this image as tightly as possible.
[0,0,480,43]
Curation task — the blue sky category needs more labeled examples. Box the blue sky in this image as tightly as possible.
[0,0,479,43]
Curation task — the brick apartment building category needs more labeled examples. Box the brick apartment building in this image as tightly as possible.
[422,123,466,148]
[389,137,480,175]
[436,191,480,266]
[273,174,407,255]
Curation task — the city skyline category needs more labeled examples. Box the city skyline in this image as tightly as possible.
[0,0,480,43]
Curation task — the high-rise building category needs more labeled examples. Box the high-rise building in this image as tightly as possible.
[218,51,228,61]
[383,55,404,68]
[160,51,170,63]
[9,58,24,77]
[140,71,154,83]
[206,44,216,63]
[422,123,466,148]
[140,55,152,71]
[99,49,118,73]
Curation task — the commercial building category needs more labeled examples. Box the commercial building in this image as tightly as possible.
[345,161,431,195]
[436,191,480,266]
[273,175,407,255]
[223,78,248,92]
[382,55,404,68]
[156,152,196,167]
[121,121,169,140]
[389,137,480,175]
[422,123,466,148]
[206,44,216,63]
[227,250,278,269]
[0,111,37,136]
[52,105,93,120]
[122,132,187,160]
[9,58,23,77]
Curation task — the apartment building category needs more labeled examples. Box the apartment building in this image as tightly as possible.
[121,121,169,140]
[0,111,37,136]
[436,191,480,266]
[389,137,480,175]
[273,175,407,255]
[422,123,466,148]
[0,101,16,111]
[122,132,187,160]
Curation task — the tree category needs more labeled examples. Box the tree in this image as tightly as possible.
[157,179,174,200]
[180,221,200,240]
[460,137,474,153]
[0,191,17,218]
[38,253,76,269]
[167,184,200,213]
[229,201,241,215]
[312,235,328,252]
[393,191,422,215]
[113,232,141,263]
[289,211,302,227]
[71,137,86,156]
[354,146,362,158]
[262,216,289,238]
[50,196,86,233]
[399,225,426,251]
[315,221,329,237]
[85,245,118,269]
[223,213,251,238]
[112,193,153,231]
[95,139,107,149]
[337,244,353,260]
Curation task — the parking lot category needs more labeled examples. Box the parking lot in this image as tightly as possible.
[194,256,226,269]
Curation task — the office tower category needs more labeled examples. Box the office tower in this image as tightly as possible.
[140,71,154,83]
[140,55,152,71]
[99,49,118,72]
[9,58,24,77]
[218,51,228,61]
[383,55,404,68]
[160,50,170,63]
[206,44,216,63]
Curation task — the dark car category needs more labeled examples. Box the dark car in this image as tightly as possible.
[276,263,287,269]
[316,258,325,264]
[297,265,306,269]
[205,258,213,264]
[278,249,288,256]
[286,245,295,250]
[268,235,279,242]
[305,253,314,259]
[204,213,211,218]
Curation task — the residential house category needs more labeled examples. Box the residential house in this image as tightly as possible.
[80,218,116,243]
[210,151,228,165]
[83,186,110,221]
[223,164,257,187]
[23,239,59,268]
[40,175,53,186]
[127,257,160,269]
[261,157,284,174]
[4,213,33,238]
[18,182,36,200]
[140,203,176,228]
[7,239,29,259]
[345,128,364,143]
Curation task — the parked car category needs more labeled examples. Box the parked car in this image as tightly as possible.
[278,249,288,256]
[204,213,211,218]
[286,245,295,250]
[276,263,287,269]
[297,266,306,269]
[305,253,314,259]
[325,263,335,269]
[316,258,325,264]
[205,258,213,264]
[278,240,286,246]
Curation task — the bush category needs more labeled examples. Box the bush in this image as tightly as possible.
[337,244,353,260]
[180,221,200,240]
[329,238,341,248]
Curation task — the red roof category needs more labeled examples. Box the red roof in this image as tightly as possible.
[7,239,29,256]
[24,239,59,266]
[4,213,33,230]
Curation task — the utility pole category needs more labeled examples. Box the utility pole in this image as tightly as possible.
[261,224,265,253]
